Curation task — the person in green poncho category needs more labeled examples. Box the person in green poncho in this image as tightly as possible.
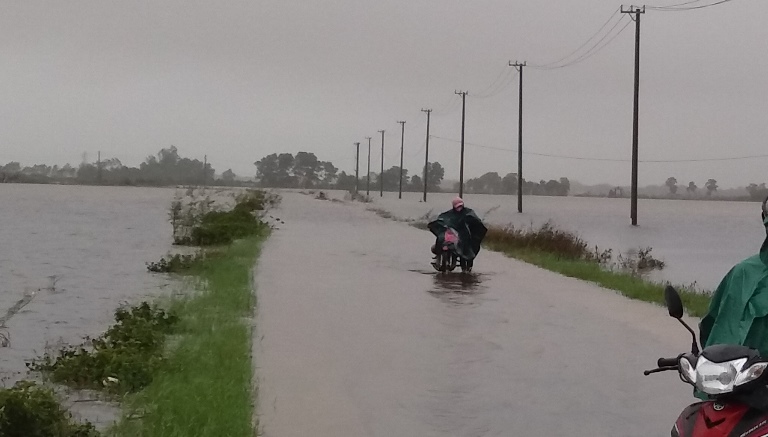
[699,196,768,358]
[693,197,768,402]
[428,197,488,272]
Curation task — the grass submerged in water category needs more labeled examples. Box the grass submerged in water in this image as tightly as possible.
[113,235,265,437]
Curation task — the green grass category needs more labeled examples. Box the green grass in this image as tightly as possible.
[112,235,265,437]
[486,243,712,318]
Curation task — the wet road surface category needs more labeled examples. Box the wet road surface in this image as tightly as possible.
[254,192,695,436]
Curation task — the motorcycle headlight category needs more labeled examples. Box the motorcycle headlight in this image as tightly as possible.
[679,356,696,384]
[734,362,768,387]
[694,357,747,395]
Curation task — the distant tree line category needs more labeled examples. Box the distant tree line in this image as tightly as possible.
[461,172,570,196]
[746,183,768,201]
[254,151,446,192]
[664,177,720,197]
[0,146,250,187]
[663,177,767,201]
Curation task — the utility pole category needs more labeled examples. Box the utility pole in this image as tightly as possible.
[354,142,360,194]
[455,90,468,198]
[397,120,406,199]
[622,5,645,226]
[366,136,372,196]
[378,130,385,197]
[97,150,102,184]
[421,108,432,202]
[203,154,207,187]
[510,61,526,213]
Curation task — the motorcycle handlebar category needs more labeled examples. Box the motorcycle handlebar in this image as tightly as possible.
[657,357,679,368]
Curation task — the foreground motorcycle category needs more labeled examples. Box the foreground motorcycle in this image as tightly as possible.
[647,286,768,436]
[431,227,469,273]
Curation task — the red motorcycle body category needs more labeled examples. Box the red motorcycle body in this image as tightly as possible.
[673,401,768,437]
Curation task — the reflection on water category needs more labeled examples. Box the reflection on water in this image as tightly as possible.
[407,268,491,305]
[429,272,488,306]
[432,271,483,291]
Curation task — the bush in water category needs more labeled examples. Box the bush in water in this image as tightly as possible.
[28,302,178,395]
[172,189,276,246]
[0,381,99,437]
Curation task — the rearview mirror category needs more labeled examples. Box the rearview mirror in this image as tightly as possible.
[664,285,684,319]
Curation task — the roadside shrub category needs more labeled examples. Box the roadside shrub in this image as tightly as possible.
[483,222,665,275]
[189,208,267,246]
[484,222,594,260]
[28,303,178,394]
[173,189,275,246]
[0,381,99,437]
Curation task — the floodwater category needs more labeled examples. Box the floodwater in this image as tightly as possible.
[0,184,178,425]
[2,184,759,434]
[255,192,696,437]
[325,190,765,291]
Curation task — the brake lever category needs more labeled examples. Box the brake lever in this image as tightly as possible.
[643,366,678,376]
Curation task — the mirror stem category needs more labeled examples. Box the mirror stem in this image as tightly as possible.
[677,318,700,355]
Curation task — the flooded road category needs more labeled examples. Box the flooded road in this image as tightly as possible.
[318,190,766,291]
[255,192,696,436]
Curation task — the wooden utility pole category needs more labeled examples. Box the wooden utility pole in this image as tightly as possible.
[397,120,406,199]
[622,5,645,226]
[97,151,102,184]
[366,136,372,196]
[510,61,526,213]
[378,130,385,197]
[455,90,468,197]
[354,142,360,194]
[421,108,432,202]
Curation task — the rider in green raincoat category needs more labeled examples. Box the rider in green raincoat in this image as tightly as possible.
[428,197,488,271]
[699,197,768,358]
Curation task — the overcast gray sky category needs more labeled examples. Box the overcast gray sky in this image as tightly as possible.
[0,0,765,187]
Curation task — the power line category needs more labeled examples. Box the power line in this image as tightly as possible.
[648,0,736,11]
[472,65,509,96]
[431,94,461,116]
[428,135,768,163]
[471,69,519,99]
[530,8,621,69]
[471,68,518,99]
[649,0,709,7]
[532,15,632,70]
[409,139,426,157]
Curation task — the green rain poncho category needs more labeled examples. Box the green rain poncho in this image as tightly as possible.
[428,208,488,261]
[699,216,768,357]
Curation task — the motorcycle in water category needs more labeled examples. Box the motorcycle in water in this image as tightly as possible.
[430,227,471,273]
[427,210,485,274]
[647,285,768,437]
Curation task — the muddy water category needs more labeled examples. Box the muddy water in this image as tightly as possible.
[0,184,178,425]
[320,190,765,291]
[255,192,695,437]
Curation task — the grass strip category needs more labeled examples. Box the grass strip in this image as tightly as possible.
[485,242,711,318]
[113,235,265,437]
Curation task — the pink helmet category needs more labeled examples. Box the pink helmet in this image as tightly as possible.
[452,197,464,210]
